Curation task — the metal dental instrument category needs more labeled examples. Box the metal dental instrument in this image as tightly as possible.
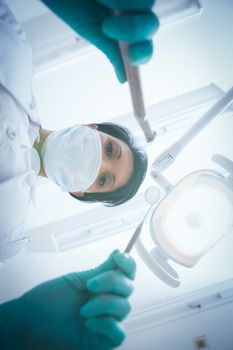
[124,186,160,253]
[114,10,155,142]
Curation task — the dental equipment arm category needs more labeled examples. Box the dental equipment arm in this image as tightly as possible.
[151,86,233,177]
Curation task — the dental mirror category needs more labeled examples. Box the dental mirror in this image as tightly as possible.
[145,186,160,206]
[124,186,160,253]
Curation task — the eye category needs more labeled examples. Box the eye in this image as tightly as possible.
[106,142,113,158]
[98,173,108,188]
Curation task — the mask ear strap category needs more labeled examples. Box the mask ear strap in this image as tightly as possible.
[135,237,180,288]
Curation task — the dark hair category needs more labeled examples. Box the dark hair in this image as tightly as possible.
[69,122,148,206]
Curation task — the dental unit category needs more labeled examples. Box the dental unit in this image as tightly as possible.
[126,86,233,287]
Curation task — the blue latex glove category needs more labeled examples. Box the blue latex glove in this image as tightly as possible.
[41,0,159,83]
[0,250,136,349]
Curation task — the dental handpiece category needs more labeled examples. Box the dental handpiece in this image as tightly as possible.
[114,11,155,142]
[118,42,155,142]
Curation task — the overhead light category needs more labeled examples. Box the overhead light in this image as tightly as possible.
[151,169,233,265]
[20,0,203,73]
[124,279,233,334]
[155,0,203,26]
[25,192,148,253]
[111,83,228,142]
[135,87,233,288]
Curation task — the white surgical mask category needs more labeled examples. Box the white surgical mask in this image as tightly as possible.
[41,125,102,192]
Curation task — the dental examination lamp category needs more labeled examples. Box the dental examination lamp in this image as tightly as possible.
[135,87,233,287]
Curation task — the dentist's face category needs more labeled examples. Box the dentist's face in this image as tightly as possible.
[71,126,134,196]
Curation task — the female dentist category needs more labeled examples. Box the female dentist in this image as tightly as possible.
[0,0,159,263]
[0,0,159,349]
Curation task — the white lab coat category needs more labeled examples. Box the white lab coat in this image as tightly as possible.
[0,0,41,262]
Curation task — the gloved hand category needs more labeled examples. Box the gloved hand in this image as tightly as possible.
[41,0,159,83]
[0,250,136,350]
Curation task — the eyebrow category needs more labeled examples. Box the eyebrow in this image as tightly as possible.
[110,174,116,190]
[117,145,122,160]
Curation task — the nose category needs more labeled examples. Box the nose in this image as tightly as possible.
[101,152,119,175]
